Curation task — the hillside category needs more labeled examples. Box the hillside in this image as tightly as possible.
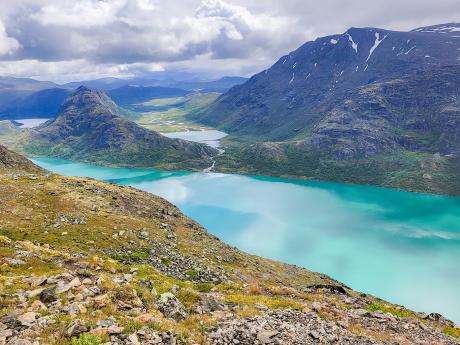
[0,148,459,344]
[107,86,190,108]
[9,87,216,170]
[193,23,460,195]
[0,88,72,120]
[0,145,43,174]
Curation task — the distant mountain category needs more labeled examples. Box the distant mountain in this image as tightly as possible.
[0,88,72,119]
[15,87,216,170]
[171,76,248,92]
[63,77,129,90]
[196,23,460,195]
[64,76,248,94]
[107,85,190,106]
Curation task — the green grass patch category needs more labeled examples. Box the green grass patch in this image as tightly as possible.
[366,302,416,318]
[443,326,460,338]
[71,334,102,345]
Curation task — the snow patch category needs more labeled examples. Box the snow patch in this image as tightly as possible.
[404,46,416,55]
[347,33,358,53]
[293,62,297,69]
[330,38,338,45]
[366,32,388,62]
[306,73,311,80]
[289,73,295,85]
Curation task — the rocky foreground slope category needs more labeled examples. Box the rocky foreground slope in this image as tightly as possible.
[0,147,459,344]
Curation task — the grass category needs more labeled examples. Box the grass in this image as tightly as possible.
[366,302,416,319]
[71,334,103,345]
[443,326,460,338]
[131,93,220,133]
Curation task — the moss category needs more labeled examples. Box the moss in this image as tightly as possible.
[443,326,460,338]
[195,283,213,293]
[366,302,416,319]
[71,334,102,345]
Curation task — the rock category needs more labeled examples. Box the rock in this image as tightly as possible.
[134,314,156,324]
[30,276,47,287]
[97,318,116,328]
[4,258,25,266]
[26,288,44,299]
[39,288,57,304]
[127,333,140,345]
[65,319,87,337]
[29,300,47,312]
[17,312,38,327]
[255,303,268,311]
[257,330,279,344]
[107,325,124,334]
[156,293,188,321]
[192,295,226,314]
[65,302,87,315]
[56,277,81,293]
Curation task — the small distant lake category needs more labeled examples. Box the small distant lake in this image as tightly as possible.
[31,157,460,324]
[162,130,227,148]
[15,118,50,128]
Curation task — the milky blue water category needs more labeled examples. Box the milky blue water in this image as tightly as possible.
[32,157,460,323]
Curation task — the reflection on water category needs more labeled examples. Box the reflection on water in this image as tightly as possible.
[16,118,51,128]
[162,130,227,148]
[32,157,460,323]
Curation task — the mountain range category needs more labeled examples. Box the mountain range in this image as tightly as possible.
[4,86,216,170]
[0,76,247,120]
[193,23,460,195]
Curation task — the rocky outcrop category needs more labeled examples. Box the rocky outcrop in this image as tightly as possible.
[0,144,44,173]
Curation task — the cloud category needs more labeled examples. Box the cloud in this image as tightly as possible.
[0,21,20,56]
[0,0,458,81]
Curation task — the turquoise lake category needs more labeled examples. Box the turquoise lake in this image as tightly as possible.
[32,157,460,324]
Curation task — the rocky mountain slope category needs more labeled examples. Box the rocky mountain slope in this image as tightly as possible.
[194,23,460,195]
[8,86,216,170]
[0,147,459,344]
[0,145,43,174]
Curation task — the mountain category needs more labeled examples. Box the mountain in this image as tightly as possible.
[0,148,458,344]
[171,76,248,92]
[16,86,216,170]
[0,88,72,120]
[0,77,67,118]
[194,23,460,195]
[0,144,43,173]
[107,85,190,106]
[63,77,129,90]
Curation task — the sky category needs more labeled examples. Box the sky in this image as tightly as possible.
[0,0,458,83]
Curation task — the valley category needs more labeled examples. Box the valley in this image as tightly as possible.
[0,13,459,344]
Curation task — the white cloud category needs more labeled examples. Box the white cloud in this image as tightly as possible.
[31,0,125,28]
[0,0,458,81]
[0,21,20,56]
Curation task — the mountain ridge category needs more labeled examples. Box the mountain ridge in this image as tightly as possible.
[7,86,217,170]
[192,23,460,195]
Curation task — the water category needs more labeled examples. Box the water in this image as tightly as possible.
[162,130,227,148]
[32,157,460,323]
[15,118,50,128]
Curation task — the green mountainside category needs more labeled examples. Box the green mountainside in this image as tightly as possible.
[193,24,460,195]
[2,86,217,170]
